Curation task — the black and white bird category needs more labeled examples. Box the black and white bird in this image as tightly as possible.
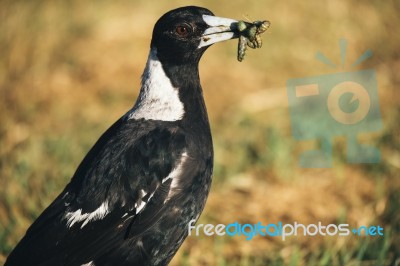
[6,6,242,266]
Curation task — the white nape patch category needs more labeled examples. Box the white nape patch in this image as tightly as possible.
[65,201,109,229]
[127,49,184,121]
[163,152,188,200]
[81,261,95,266]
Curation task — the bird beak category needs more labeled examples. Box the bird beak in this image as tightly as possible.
[198,15,239,48]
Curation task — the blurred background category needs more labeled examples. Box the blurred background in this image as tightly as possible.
[0,0,399,265]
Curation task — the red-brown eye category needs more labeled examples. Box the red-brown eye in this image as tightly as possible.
[175,25,191,36]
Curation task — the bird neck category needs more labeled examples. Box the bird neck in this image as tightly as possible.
[160,56,208,122]
[129,49,209,124]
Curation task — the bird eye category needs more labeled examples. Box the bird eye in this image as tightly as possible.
[175,24,191,37]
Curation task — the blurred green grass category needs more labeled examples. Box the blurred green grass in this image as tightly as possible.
[1,0,399,265]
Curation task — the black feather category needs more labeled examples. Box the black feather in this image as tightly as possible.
[6,6,218,266]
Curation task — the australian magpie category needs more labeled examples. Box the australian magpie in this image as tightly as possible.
[6,6,242,266]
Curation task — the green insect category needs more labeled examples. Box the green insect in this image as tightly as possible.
[237,22,256,62]
[248,20,270,48]
[237,35,248,62]
[237,20,247,32]
[236,20,270,61]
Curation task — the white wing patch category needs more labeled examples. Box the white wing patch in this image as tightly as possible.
[81,261,95,266]
[163,152,188,200]
[128,48,185,121]
[134,189,156,214]
[132,152,188,215]
[65,201,109,229]
[135,200,147,214]
[64,153,188,227]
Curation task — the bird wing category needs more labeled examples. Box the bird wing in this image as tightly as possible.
[6,117,190,265]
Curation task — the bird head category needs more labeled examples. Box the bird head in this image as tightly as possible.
[150,6,240,65]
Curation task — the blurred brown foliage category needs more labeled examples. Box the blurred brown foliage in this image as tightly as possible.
[0,0,399,265]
